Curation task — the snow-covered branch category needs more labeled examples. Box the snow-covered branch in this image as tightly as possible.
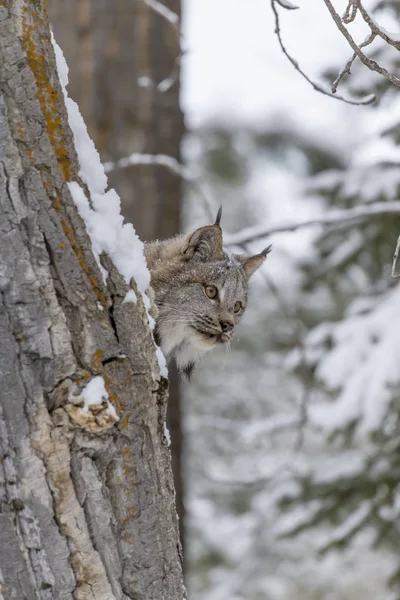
[106,153,400,260]
[104,152,217,217]
[104,152,192,178]
[135,0,180,93]
[322,0,400,89]
[138,0,179,28]
[224,202,400,246]
[391,234,400,279]
[356,1,400,51]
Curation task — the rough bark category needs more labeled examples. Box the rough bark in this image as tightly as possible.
[48,0,186,549]
[0,2,184,599]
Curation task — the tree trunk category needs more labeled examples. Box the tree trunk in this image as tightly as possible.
[48,0,184,240]
[0,2,184,598]
[48,0,186,549]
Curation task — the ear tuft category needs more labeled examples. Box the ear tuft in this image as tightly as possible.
[261,244,272,257]
[214,206,222,227]
[183,225,223,262]
[237,245,272,279]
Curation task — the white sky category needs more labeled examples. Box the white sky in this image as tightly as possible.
[181,0,374,149]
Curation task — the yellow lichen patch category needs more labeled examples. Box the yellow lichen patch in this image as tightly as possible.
[120,535,132,543]
[113,396,125,413]
[119,415,129,430]
[120,506,137,526]
[103,374,122,416]
[24,41,108,310]
[21,18,72,181]
[107,391,120,410]
[121,447,134,479]
[13,121,34,163]
[123,464,133,478]
[59,217,108,307]
[90,349,104,371]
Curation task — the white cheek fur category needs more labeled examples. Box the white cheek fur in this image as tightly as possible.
[157,320,214,372]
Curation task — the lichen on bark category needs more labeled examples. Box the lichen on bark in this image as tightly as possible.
[0,1,184,598]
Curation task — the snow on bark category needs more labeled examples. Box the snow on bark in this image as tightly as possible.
[53,39,168,377]
[0,2,183,598]
[53,39,151,298]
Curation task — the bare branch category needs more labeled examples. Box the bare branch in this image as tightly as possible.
[343,0,359,24]
[332,32,376,94]
[108,153,400,290]
[358,1,400,51]
[224,202,400,246]
[322,0,400,88]
[270,0,376,106]
[391,234,400,279]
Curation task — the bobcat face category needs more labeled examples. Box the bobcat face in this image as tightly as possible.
[144,209,271,378]
[180,256,248,348]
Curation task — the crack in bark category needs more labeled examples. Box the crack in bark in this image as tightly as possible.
[0,3,185,598]
[108,298,120,344]
[0,406,56,598]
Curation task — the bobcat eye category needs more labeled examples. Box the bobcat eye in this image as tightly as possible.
[204,285,218,299]
[234,301,242,313]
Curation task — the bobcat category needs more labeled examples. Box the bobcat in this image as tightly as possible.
[144,208,271,378]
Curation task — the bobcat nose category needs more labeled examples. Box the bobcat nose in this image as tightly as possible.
[220,318,234,333]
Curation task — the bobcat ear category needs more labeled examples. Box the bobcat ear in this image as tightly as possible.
[214,206,222,227]
[183,225,223,261]
[237,245,272,279]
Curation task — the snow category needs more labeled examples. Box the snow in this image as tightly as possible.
[182,0,400,596]
[304,285,400,434]
[141,0,179,28]
[157,77,175,93]
[311,453,365,485]
[319,502,371,548]
[156,347,168,378]
[275,0,299,10]
[53,39,150,295]
[274,501,323,538]
[122,290,137,304]
[53,0,400,595]
[137,76,153,89]
[52,38,167,377]
[163,422,171,446]
[81,375,118,420]
[103,152,193,180]
[181,0,368,140]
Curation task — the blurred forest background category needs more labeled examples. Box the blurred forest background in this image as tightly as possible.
[50,0,400,598]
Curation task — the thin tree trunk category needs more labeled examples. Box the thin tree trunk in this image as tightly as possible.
[0,2,184,598]
[49,0,186,549]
